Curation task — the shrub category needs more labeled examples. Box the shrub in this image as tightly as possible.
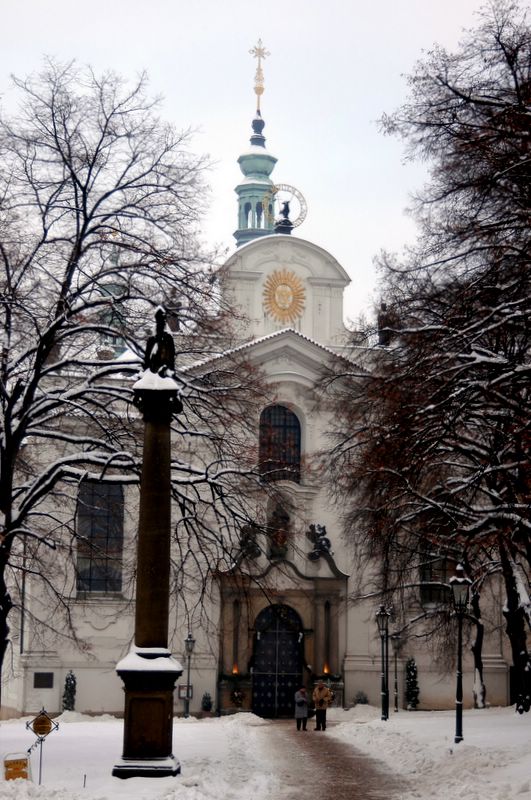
[353,690,369,705]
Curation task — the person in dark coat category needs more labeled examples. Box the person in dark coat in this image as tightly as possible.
[294,686,309,731]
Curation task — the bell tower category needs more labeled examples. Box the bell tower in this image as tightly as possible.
[234,40,278,246]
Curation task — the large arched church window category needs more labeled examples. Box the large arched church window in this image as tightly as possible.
[76,481,124,594]
[258,405,301,483]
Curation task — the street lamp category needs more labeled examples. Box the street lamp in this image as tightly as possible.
[375,605,391,721]
[184,632,196,718]
[390,632,404,713]
[449,565,472,743]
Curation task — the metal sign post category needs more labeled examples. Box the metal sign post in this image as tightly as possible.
[26,708,59,785]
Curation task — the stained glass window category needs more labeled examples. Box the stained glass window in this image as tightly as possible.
[259,405,301,483]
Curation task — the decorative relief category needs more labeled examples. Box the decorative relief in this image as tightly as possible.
[263,269,305,324]
[306,524,333,561]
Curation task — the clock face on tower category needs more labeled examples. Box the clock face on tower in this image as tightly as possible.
[263,269,305,324]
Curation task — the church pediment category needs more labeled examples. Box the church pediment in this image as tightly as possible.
[223,235,351,346]
[240,328,340,384]
[187,327,362,390]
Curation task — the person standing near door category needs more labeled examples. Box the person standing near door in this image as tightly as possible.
[312,680,332,731]
[294,686,309,731]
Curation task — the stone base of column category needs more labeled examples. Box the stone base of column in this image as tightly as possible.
[113,648,183,780]
[112,754,180,779]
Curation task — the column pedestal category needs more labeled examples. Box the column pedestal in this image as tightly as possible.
[112,649,183,778]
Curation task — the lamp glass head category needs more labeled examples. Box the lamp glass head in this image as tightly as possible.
[375,604,389,634]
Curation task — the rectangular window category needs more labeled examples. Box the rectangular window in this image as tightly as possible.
[76,481,124,594]
[33,672,54,689]
[419,554,453,605]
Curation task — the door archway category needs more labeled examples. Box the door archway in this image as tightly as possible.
[252,604,303,718]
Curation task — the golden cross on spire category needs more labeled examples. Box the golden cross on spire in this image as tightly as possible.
[249,38,270,111]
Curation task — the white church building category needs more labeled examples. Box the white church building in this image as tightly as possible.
[1,50,512,721]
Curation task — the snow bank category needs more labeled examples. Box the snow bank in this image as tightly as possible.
[1,707,530,800]
[326,705,531,800]
[53,711,118,724]
[0,712,279,800]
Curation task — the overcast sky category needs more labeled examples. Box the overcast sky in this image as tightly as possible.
[1,0,495,322]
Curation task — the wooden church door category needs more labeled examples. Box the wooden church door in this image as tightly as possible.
[252,604,303,718]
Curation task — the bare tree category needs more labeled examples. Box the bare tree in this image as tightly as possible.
[325,0,530,710]
[0,60,265,677]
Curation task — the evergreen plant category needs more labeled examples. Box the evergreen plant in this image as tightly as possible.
[62,670,77,711]
[201,692,213,712]
[405,658,419,710]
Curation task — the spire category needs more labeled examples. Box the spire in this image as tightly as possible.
[249,38,270,113]
[233,39,278,247]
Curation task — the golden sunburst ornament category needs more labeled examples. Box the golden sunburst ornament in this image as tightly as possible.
[263,269,305,324]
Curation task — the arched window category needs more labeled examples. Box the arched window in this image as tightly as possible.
[76,481,124,593]
[244,201,252,228]
[259,405,301,483]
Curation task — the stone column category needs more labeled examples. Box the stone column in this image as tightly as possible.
[113,310,184,779]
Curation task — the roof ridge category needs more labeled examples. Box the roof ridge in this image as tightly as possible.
[183,327,356,371]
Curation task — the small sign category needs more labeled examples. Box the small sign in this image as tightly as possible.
[4,753,30,781]
[28,710,54,738]
[25,708,58,786]
[178,684,193,700]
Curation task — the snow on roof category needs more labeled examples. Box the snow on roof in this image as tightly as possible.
[225,234,349,282]
[238,146,277,158]
[183,327,360,372]
[116,347,141,363]
[237,177,275,186]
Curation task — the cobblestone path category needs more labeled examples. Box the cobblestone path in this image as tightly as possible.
[260,719,410,800]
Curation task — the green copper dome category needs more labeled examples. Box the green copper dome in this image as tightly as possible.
[234,111,278,246]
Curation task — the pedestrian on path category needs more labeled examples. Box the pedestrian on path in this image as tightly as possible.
[312,680,332,731]
[294,686,309,730]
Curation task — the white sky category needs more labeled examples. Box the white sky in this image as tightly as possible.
[1,0,493,322]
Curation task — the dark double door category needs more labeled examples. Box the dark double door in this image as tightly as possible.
[252,605,303,718]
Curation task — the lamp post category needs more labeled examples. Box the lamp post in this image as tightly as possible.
[376,605,391,721]
[184,632,195,718]
[450,564,472,744]
[390,632,403,713]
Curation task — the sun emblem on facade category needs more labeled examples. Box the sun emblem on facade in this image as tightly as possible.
[263,269,305,324]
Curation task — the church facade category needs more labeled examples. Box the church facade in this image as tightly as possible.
[1,53,512,721]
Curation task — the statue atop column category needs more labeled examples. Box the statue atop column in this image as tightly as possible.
[144,307,176,376]
[134,306,182,418]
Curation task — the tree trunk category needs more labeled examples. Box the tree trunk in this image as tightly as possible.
[500,543,531,713]
[470,592,486,709]
[0,549,13,676]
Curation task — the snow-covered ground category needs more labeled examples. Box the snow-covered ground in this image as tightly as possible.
[0,705,530,800]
